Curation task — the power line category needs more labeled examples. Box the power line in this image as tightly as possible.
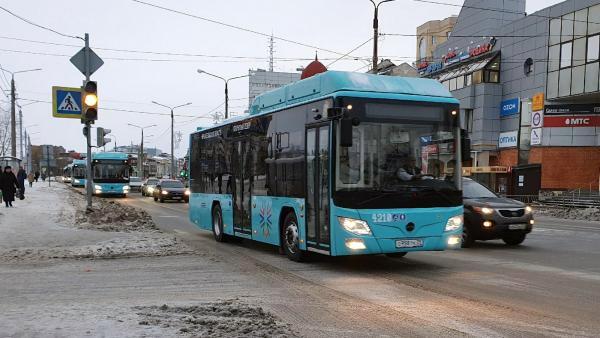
[0,5,82,40]
[131,0,350,57]
[327,37,374,68]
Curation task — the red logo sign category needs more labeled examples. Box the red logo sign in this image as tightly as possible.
[469,43,493,57]
[544,115,600,127]
[417,61,429,70]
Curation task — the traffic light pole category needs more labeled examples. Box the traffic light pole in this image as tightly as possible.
[84,33,93,210]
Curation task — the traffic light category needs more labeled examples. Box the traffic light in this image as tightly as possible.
[82,81,98,121]
[97,127,111,147]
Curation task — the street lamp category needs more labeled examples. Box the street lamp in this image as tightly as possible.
[128,123,156,178]
[197,69,249,119]
[368,0,395,72]
[0,66,42,158]
[151,101,192,179]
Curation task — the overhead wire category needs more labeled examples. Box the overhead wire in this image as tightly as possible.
[0,5,82,40]
[326,37,374,68]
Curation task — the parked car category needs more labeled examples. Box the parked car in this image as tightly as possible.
[153,179,190,203]
[462,178,534,247]
[129,177,142,192]
[141,178,160,197]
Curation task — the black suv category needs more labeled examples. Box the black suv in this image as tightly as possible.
[462,178,534,247]
[153,179,189,203]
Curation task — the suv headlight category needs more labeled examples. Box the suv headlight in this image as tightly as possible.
[338,217,371,235]
[525,206,533,214]
[94,184,102,190]
[473,206,494,215]
[185,190,190,196]
[161,190,168,195]
[445,215,463,232]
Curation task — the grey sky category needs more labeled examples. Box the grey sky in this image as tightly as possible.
[1,0,562,156]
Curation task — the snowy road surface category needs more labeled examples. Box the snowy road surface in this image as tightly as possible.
[1,184,599,337]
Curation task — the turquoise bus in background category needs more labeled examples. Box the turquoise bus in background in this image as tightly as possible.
[189,71,466,261]
[62,164,73,184]
[91,152,131,197]
[71,159,86,187]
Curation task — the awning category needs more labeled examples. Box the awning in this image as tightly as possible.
[436,55,497,81]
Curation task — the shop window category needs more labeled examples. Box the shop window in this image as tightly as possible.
[432,36,437,45]
[585,62,599,92]
[548,45,560,71]
[573,38,586,66]
[559,68,572,96]
[449,77,457,91]
[561,13,574,42]
[549,18,561,46]
[484,70,500,83]
[572,65,585,94]
[473,70,483,84]
[587,35,600,62]
[589,5,600,35]
[465,73,472,86]
[575,9,588,37]
[419,38,427,60]
[464,109,474,133]
[547,71,559,98]
[560,42,573,68]
[456,75,464,89]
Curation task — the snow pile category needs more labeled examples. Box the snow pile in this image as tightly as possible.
[0,234,194,262]
[134,300,297,337]
[74,200,158,232]
[535,207,600,222]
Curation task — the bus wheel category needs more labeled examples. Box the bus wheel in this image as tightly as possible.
[212,205,226,242]
[282,212,304,262]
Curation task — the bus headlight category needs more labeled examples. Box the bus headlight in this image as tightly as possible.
[445,215,463,232]
[123,185,130,191]
[94,185,102,190]
[73,179,80,184]
[338,217,371,235]
[345,238,366,250]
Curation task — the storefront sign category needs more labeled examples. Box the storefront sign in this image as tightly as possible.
[530,128,542,145]
[544,104,600,115]
[532,93,544,111]
[544,115,600,127]
[422,37,497,75]
[469,39,496,58]
[417,60,429,70]
[500,98,520,117]
[498,130,518,148]
[531,111,543,128]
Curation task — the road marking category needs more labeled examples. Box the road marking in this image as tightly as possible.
[158,215,178,218]
[173,229,190,235]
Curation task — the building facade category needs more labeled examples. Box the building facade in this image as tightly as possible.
[416,16,458,68]
[420,0,600,191]
[248,69,300,108]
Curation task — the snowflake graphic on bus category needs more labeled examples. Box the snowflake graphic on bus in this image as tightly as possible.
[259,200,273,238]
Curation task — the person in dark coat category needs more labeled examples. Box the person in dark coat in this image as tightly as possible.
[16,166,26,197]
[0,166,19,207]
[34,171,40,182]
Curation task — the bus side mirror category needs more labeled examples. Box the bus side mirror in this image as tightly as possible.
[461,135,472,160]
[340,119,353,147]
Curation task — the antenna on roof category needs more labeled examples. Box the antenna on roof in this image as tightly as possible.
[268,33,275,72]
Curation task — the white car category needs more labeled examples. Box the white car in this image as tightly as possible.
[129,177,143,192]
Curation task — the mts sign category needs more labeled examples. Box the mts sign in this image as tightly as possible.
[544,115,600,127]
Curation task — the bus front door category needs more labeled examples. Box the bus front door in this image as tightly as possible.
[306,125,330,253]
[233,140,252,235]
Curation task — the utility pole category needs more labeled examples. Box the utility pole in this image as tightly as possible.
[10,76,16,157]
[84,33,93,210]
[369,0,395,72]
[151,101,191,179]
[18,108,23,160]
[197,70,248,119]
[127,123,155,178]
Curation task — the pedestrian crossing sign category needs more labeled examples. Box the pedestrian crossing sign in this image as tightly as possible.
[52,86,82,119]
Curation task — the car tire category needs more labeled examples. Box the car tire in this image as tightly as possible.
[461,226,475,248]
[386,252,407,258]
[153,196,158,202]
[281,212,305,262]
[502,233,526,246]
[212,205,226,242]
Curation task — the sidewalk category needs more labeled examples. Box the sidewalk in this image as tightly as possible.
[0,183,190,262]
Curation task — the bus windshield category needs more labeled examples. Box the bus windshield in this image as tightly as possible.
[334,107,460,209]
[93,160,129,183]
[72,166,86,179]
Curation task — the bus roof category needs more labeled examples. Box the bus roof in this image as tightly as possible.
[195,71,458,134]
[92,152,128,160]
[72,159,86,165]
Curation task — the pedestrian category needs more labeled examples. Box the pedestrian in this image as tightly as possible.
[0,166,19,207]
[34,171,40,182]
[41,173,46,182]
[16,166,26,198]
[27,171,35,188]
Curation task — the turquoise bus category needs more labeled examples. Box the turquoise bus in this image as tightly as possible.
[92,152,131,197]
[62,164,73,183]
[71,159,86,187]
[189,71,466,261]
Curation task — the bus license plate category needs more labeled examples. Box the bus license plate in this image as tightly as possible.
[508,224,526,230]
[395,239,423,248]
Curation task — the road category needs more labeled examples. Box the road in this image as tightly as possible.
[121,193,600,337]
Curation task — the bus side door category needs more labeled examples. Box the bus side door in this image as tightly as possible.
[306,124,331,253]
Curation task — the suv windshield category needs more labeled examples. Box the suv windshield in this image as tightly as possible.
[463,179,497,198]
[161,181,184,188]
[146,179,159,185]
[130,177,141,182]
